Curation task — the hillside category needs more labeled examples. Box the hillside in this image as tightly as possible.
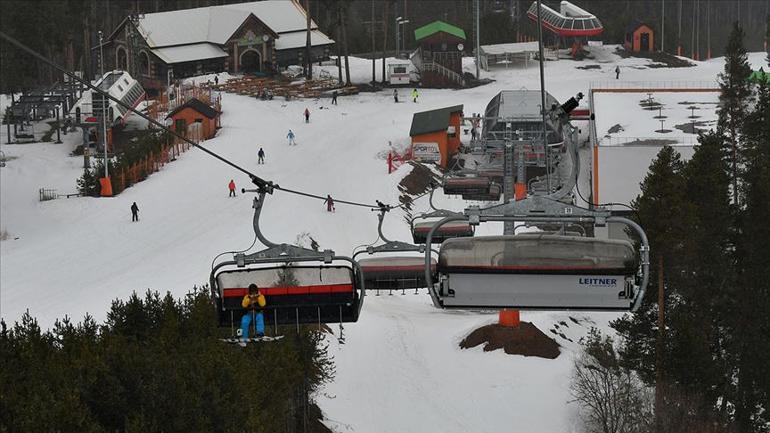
[1,46,767,432]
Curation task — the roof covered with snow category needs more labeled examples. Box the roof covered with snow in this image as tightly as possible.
[274,30,334,51]
[133,0,331,49]
[480,42,539,56]
[151,43,228,64]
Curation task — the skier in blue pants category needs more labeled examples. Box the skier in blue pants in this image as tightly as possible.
[240,284,266,344]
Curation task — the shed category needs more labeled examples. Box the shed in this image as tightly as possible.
[413,21,466,88]
[409,105,463,167]
[624,21,654,53]
[479,42,539,70]
[166,98,220,140]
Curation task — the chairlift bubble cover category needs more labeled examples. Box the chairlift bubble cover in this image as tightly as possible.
[438,234,637,274]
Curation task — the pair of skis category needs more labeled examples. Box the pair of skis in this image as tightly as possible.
[221,335,285,345]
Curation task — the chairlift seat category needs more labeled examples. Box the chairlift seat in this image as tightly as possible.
[412,220,474,244]
[443,177,491,195]
[215,265,360,325]
[359,256,437,290]
[461,183,502,201]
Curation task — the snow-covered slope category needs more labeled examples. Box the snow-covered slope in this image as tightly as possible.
[1,46,767,432]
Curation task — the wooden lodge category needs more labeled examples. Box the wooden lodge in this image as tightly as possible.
[413,21,466,88]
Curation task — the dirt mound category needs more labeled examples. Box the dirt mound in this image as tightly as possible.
[460,322,560,359]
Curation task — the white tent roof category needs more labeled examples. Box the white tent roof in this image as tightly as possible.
[151,43,228,64]
[480,42,539,56]
[134,0,329,49]
[274,30,334,50]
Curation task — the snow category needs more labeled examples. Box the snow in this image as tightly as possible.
[594,91,720,145]
[1,45,768,432]
[152,43,228,64]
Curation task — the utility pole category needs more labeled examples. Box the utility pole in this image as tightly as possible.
[371,0,376,84]
[677,0,682,56]
[305,0,312,79]
[99,30,108,179]
[475,0,480,78]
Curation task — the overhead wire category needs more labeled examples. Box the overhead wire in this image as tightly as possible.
[0,30,392,211]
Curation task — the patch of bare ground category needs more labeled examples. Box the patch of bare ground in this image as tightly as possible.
[397,162,441,212]
[460,322,561,359]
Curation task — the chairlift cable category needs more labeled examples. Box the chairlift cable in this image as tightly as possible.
[0,30,396,210]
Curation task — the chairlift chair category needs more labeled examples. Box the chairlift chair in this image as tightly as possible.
[210,191,365,332]
[355,205,437,293]
[422,196,650,312]
[410,188,474,244]
[442,176,491,196]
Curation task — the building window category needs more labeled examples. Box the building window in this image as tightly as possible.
[139,51,151,76]
[116,47,128,71]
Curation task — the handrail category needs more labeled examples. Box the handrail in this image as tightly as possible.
[598,136,699,146]
[590,80,720,90]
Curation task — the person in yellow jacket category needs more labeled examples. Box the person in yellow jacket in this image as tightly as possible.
[240,284,266,343]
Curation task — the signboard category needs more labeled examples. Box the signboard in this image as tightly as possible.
[412,142,441,163]
[237,30,266,47]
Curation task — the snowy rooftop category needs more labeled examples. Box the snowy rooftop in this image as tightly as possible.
[274,30,334,51]
[594,89,720,146]
[134,0,328,49]
[480,42,539,55]
[152,43,228,64]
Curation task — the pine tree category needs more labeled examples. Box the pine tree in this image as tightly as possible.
[611,146,693,426]
[718,22,755,205]
[670,131,735,419]
[732,79,770,432]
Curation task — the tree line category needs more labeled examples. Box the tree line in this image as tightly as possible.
[0,288,335,433]
[571,21,770,433]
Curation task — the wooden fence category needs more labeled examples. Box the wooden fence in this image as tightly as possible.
[111,136,196,194]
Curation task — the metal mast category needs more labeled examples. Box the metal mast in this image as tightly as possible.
[536,0,550,194]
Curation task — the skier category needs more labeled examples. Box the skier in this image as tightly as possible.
[304,107,310,123]
[287,129,296,145]
[331,90,338,105]
[411,88,419,103]
[324,194,335,212]
[393,89,399,103]
[471,126,477,141]
[615,65,620,80]
[130,202,139,222]
[214,75,219,86]
[228,179,236,197]
[240,284,266,346]
[258,147,265,164]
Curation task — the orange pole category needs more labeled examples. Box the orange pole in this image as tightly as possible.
[499,309,520,327]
